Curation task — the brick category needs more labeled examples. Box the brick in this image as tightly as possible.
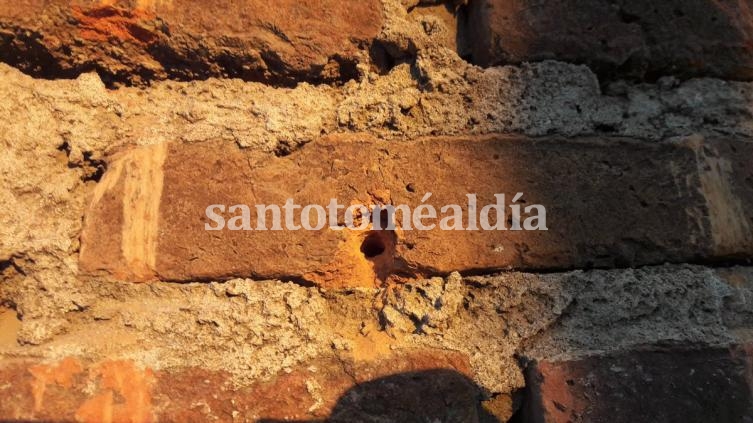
[0,350,494,422]
[464,0,753,81]
[0,0,383,86]
[524,347,753,423]
[79,134,753,286]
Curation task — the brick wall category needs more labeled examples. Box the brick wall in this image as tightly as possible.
[1,1,753,422]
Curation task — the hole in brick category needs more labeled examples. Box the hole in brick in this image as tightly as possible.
[361,232,387,258]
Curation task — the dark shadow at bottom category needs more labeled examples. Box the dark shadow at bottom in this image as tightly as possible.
[258,369,501,423]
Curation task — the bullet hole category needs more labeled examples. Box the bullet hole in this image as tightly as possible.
[406,183,416,193]
[361,232,387,258]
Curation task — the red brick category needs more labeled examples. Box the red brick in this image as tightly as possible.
[0,350,491,422]
[0,0,383,86]
[79,134,753,286]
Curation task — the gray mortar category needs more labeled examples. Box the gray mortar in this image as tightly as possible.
[377,266,747,393]
[2,47,753,161]
[1,265,750,397]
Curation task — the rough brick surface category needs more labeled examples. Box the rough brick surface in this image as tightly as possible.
[524,347,753,423]
[80,134,753,286]
[465,0,753,81]
[0,350,496,423]
[0,0,383,86]
[3,0,753,420]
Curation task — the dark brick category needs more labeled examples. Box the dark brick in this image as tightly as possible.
[524,347,753,423]
[464,0,753,81]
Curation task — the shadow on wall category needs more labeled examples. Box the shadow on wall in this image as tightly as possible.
[258,369,501,423]
[457,0,753,82]
[520,348,753,423]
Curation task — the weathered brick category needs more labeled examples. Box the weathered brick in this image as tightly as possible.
[79,134,753,286]
[0,350,493,422]
[0,0,383,86]
[524,347,753,423]
[464,0,753,81]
